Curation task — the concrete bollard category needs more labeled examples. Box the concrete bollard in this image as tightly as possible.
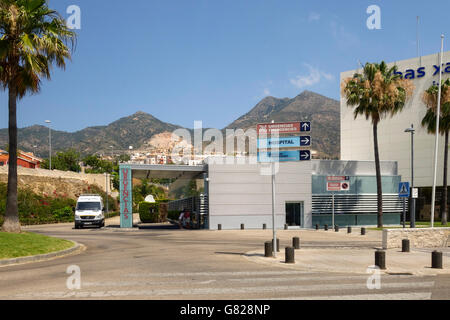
[375,250,386,270]
[361,227,366,235]
[218,224,222,231]
[335,225,339,232]
[284,224,288,230]
[293,237,300,249]
[315,224,319,230]
[432,251,443,269]
[347,226,352,234]
[263,223,267,230]
[241,224,245,230]
[264,241,272,258]
[285,247,295,264]
[402,239,410,253]
[324,224,328,231]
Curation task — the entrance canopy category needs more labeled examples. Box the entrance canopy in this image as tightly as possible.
[119,163,208,228]
[129,163,207,180]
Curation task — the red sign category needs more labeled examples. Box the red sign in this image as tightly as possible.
[327,181,351,191]
[257,122,301,135]
[327,182,341,191]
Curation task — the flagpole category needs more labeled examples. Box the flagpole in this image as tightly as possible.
[431,34,444,228]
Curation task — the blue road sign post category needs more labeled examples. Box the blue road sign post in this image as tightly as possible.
[398,182,410,228]
[257,121,312,258]
[398,182,410,198]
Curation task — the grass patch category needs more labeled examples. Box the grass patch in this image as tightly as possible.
[368,221,450,231]
[0,232,74,260]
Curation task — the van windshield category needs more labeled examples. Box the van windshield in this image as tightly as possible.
[76,202,101,211]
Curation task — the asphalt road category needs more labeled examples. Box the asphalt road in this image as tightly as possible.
[0,220,449,300]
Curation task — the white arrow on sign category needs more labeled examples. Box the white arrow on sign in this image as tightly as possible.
[302,122,310,131]
[300,136,310,146]
[300,150,310,160]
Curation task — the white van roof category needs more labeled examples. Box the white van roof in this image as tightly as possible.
[77,194,102,202]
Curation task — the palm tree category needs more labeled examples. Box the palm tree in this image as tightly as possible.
[0,0,76,232]
[421,79,450,226]
[341,62,414,228]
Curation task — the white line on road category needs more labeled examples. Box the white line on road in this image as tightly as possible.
[14,281,435,299]
[267,292,433,300]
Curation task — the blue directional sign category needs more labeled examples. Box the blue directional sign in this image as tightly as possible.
[398,182,410,198]
[258,137,301,149]
[300,122,311,132]
[299,150,311,161]
[258,150,300,162]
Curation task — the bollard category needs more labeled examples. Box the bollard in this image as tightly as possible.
[284,224,288,230]
[335,225,339,232]
[324,224,328,231]
[264,241,272,258]
[218,224,222,231]
[347,226,352,234]
[361,227,366,235]
[402,239,410,253]
[375,250,386,270]
[241,224,245,230]
[315,224,319,230]
[293,237,300,249]
[285,247,295,264]
[432,251,443,269]
[263,223,267,230]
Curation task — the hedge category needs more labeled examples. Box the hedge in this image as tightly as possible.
[138,201,159,223]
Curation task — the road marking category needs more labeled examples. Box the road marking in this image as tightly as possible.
[14,281,435,299]
[83,274,420,288]
[125,270,316,278]
[267,292,433,300]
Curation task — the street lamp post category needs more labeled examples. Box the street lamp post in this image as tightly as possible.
[431,34,445,228]
[45,120,52,170]
[405,125,416,228]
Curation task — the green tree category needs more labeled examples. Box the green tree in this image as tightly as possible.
[341,62,414,228]
[421,79,450,226]
[41,149,81,172]
[0,0,76,232]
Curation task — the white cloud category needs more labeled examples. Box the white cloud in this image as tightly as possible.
[308,12,321,22]
[330,20,359,48]
[263,88,271,96]
[290,64,334,89]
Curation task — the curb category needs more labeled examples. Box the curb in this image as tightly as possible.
[0,241,84,268]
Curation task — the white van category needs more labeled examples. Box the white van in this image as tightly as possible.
[74,194,105,229]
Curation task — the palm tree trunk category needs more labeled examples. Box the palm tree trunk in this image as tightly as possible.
[373,122,383,228]
[441,130,448,226]
[2,86,21,233]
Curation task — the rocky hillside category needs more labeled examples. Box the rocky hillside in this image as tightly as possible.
[226,91,340,159]
[0,91,340,159]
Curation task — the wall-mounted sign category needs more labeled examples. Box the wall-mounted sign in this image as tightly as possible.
[327,181,350,192]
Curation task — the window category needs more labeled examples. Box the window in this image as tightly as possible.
[76,202,101,211]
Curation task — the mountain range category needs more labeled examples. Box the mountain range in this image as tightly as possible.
[0,90,340,159]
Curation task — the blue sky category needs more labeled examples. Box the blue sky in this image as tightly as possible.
[1,0,449,132]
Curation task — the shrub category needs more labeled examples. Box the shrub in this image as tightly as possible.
[139,201,159,223]
[53,206,74,222]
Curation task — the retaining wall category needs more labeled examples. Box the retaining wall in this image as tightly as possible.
[382,227,450,249]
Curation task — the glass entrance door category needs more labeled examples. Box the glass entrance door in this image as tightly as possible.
[285,202,303,227]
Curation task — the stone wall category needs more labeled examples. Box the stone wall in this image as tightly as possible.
[0,166,112,199]
[382,228,450,249]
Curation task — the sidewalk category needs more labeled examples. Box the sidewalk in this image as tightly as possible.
[245,246,450,276]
